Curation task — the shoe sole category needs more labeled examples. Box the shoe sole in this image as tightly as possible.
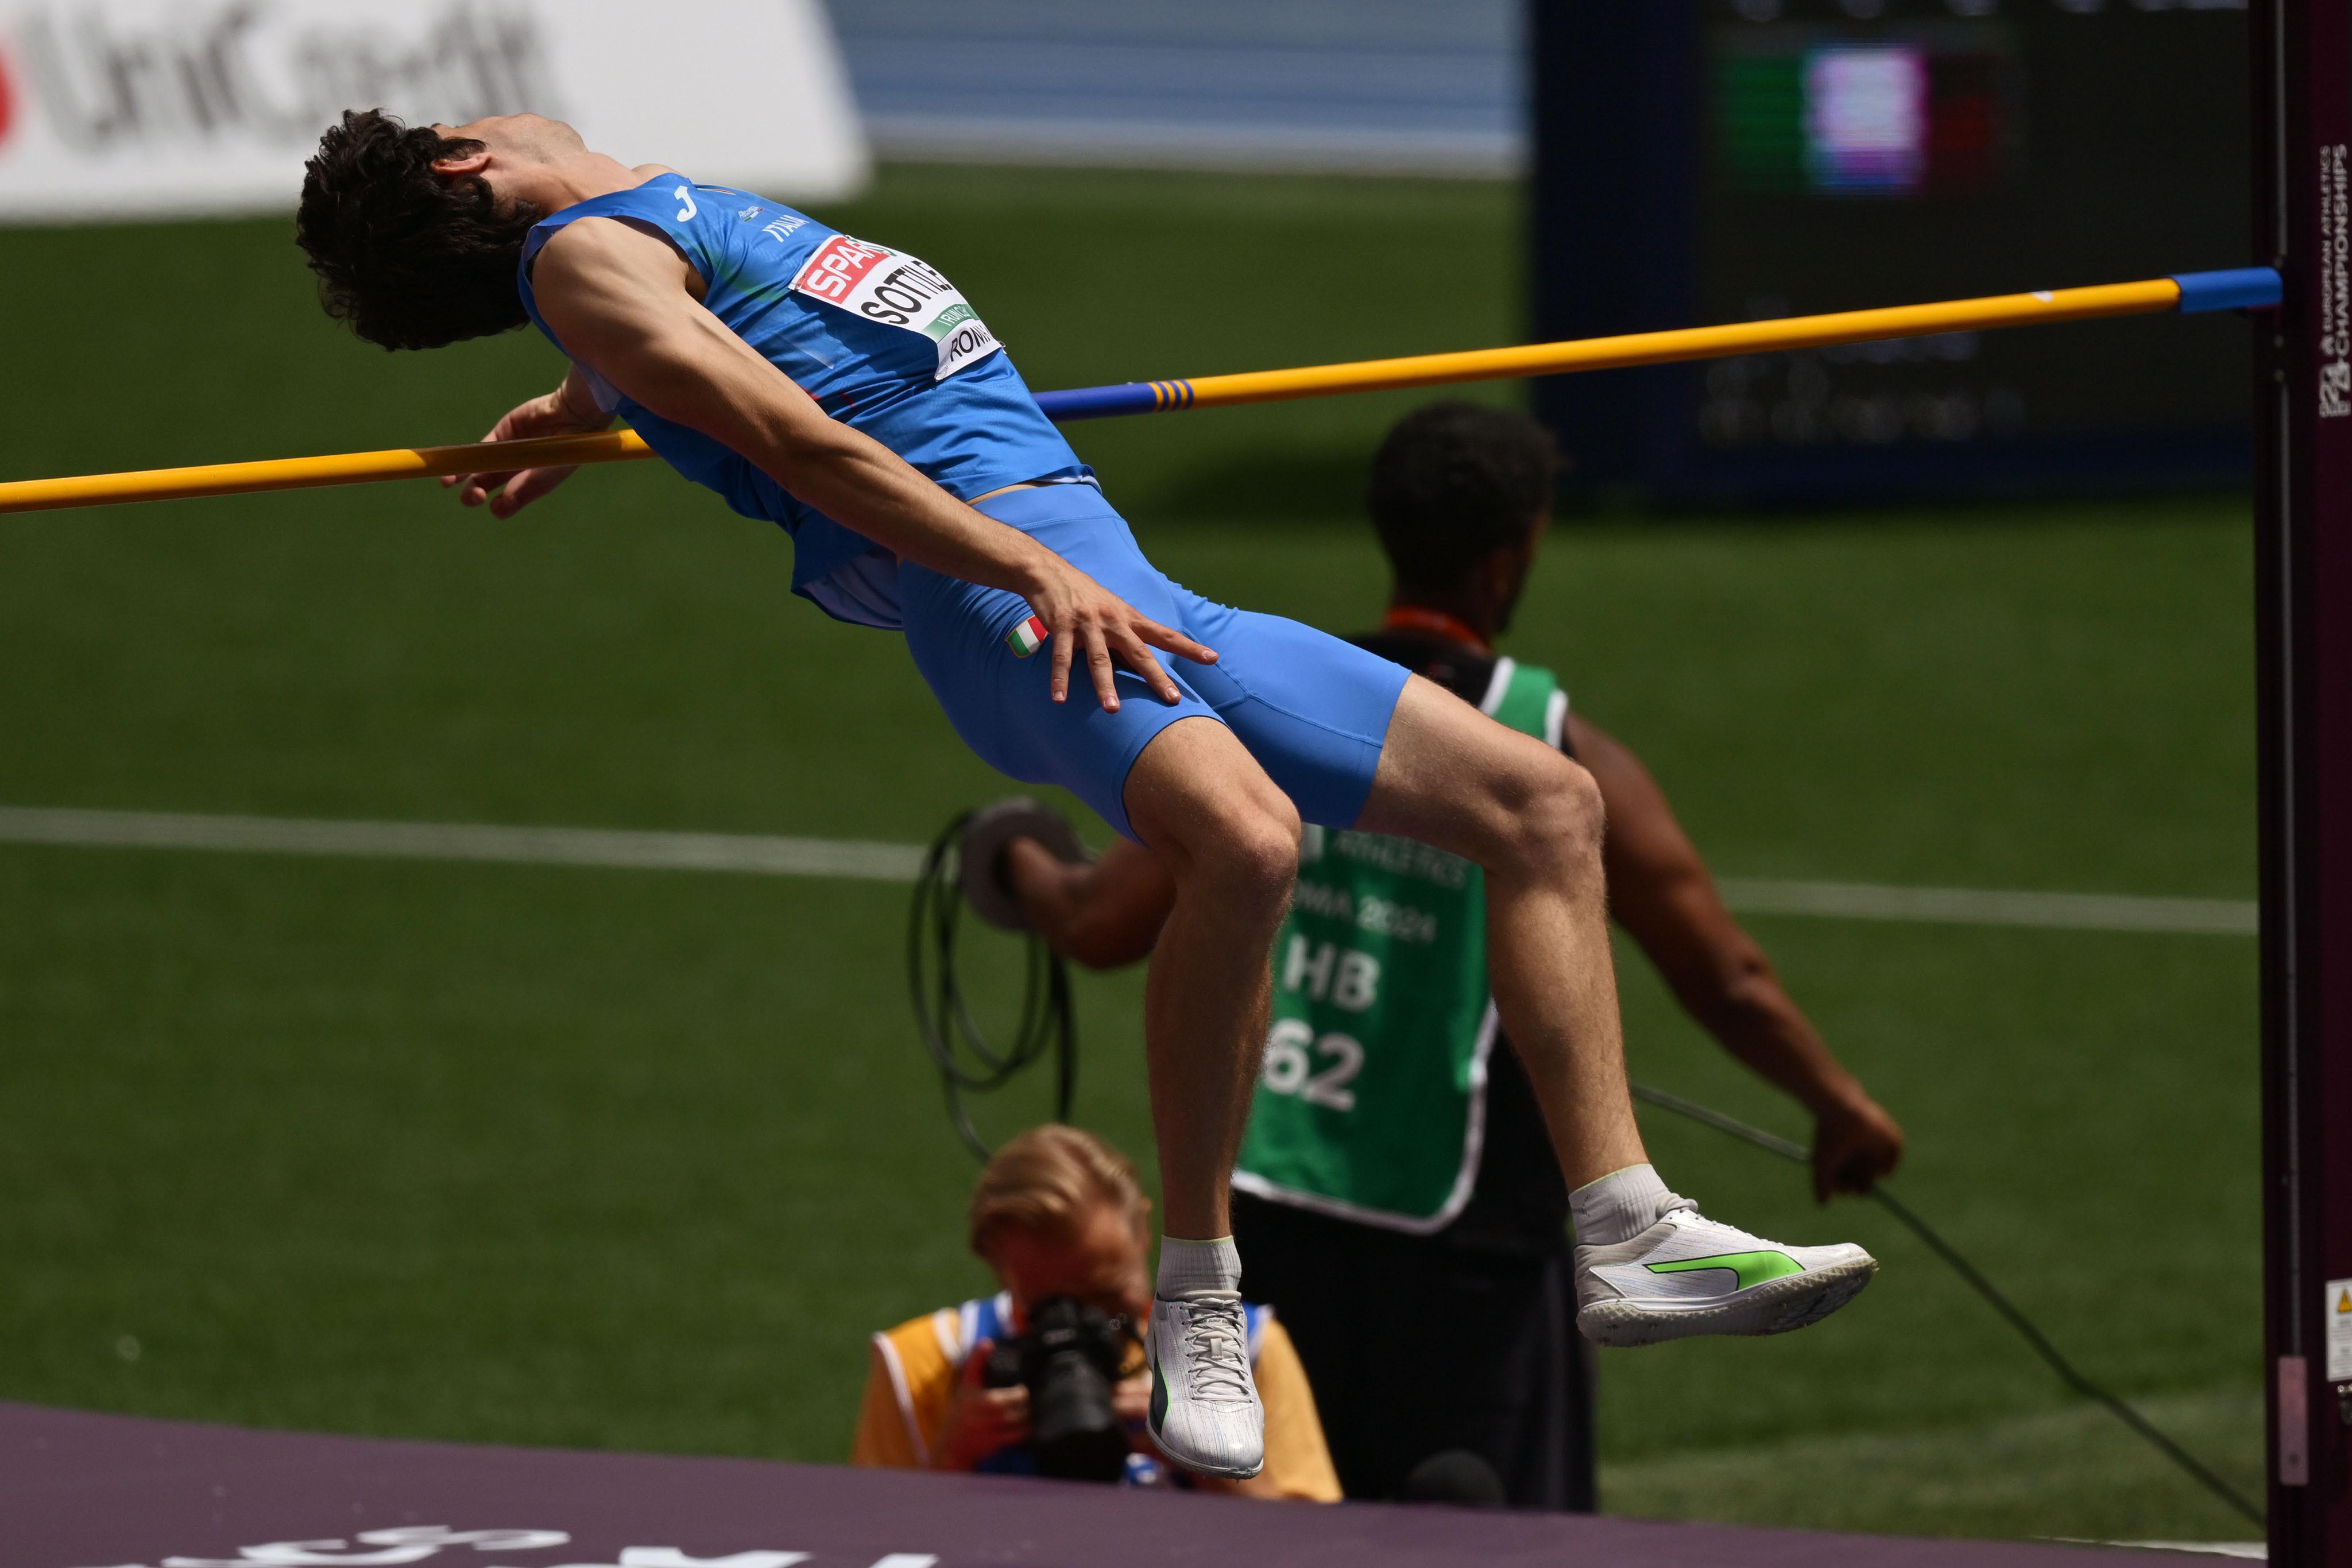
[1146,1416,1264,1481]
[1576,1253,1878,1348]
[1162,1452,1265,1481]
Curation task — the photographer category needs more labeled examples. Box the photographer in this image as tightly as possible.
[849,1125,1340,1500]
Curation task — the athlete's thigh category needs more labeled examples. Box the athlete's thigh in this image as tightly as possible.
[1353,673,1586,860]
[897,486,1220,842]
[1167,590,1412,830]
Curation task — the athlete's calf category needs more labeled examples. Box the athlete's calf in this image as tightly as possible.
[1124,715,1300,1244]
[1120,713,1301,1479]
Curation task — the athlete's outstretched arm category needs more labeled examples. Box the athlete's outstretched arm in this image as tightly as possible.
[439,362,615,514]
[1567,712,1905,1201]
[454,215,1214,713]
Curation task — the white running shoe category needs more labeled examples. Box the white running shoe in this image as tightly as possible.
[1146,1292,1264,1478]
[1575,1199,1877,1348]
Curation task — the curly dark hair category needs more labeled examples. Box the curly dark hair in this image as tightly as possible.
[1365,401,1562,591]
[296,109,544,351]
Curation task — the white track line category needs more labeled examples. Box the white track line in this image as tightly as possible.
[1713,877,2256,937]
[0,805,2256,936]
[0,806,923,883]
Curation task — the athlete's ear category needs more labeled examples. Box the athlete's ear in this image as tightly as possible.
[430,147,493,179]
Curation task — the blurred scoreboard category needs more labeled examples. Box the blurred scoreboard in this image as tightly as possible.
[1529,1,2253,504]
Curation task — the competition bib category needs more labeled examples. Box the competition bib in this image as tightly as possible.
[1234,659,1567,1232]
[789,234,1002,380]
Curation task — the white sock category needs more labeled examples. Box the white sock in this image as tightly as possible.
[1157,1234,1241,1299]
[1569,1163,1684,1246]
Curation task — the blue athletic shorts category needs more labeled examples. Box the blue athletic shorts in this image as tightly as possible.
[898,484,1411,842]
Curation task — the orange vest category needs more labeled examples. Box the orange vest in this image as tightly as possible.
[850,1291,1340,1501]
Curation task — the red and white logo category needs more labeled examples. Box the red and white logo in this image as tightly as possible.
[790,235,891,303]
[0,44,17,150]
[786,231,1001,381]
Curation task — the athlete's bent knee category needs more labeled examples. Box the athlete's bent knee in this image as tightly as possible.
[1134,752,1299,896]
[1205,792,1302,903]
[1490,748,1603,880]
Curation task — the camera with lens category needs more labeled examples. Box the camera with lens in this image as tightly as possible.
[982,1295,1136,1482]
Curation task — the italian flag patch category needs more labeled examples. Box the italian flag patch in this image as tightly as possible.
[1005,614,1049,657]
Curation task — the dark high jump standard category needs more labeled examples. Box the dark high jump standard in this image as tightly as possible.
[2256,1,2352,1564]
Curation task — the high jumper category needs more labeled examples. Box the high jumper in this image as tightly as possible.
[291,107,1878,1482]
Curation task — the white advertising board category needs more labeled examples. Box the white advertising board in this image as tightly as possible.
[0,0,869,223]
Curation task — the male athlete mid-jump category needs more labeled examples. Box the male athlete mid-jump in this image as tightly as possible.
[296,110,1877,1480]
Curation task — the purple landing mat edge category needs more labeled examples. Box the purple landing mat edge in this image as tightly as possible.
[0,1400,2150,1568]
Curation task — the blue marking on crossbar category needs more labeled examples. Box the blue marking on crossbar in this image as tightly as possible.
[2172,266,2283,313]
[1033,382,1166,421]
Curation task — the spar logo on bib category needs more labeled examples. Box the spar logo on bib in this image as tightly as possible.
[790,234,1001,381]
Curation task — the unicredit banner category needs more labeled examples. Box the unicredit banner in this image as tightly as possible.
[0,1,871,222]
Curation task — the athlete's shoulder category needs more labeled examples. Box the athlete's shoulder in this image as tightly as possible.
[535,207,682,261]
[533,171,679,226]
[527,210,698,334]
[530,175,688,258]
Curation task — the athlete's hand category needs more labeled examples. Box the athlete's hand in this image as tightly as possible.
[932,1340,1030,1470]
[1019,549,1217,713]
[442,381,615,519]
[1811,1093,1906,1202]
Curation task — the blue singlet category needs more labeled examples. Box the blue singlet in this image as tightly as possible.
[514,174,1086,629]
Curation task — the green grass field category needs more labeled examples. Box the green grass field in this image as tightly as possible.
[0,166,2263,1544]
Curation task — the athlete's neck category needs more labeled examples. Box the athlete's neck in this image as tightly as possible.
[1382,601,1494,655]
[508,153,670,214]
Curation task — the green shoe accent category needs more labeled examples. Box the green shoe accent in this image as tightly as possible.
[1148,1346,1168,1434]
[1645,1249,1804,1290]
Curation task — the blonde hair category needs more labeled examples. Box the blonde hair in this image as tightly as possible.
[968,1125,1150,1260]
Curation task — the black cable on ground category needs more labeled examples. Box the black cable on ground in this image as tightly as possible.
[1628,1081,2265,1529]
[907,811,1076,1160]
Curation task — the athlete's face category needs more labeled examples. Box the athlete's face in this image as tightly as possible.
[434,113,586,167]
[427,113,587,211]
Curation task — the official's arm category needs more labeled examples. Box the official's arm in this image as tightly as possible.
[1007,834,1175,969]
[1568,712,1905,1201]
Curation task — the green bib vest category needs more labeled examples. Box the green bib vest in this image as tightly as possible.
[1233,657,1568,1233]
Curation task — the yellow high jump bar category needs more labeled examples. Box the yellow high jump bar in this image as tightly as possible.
[0,268,2278,516]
